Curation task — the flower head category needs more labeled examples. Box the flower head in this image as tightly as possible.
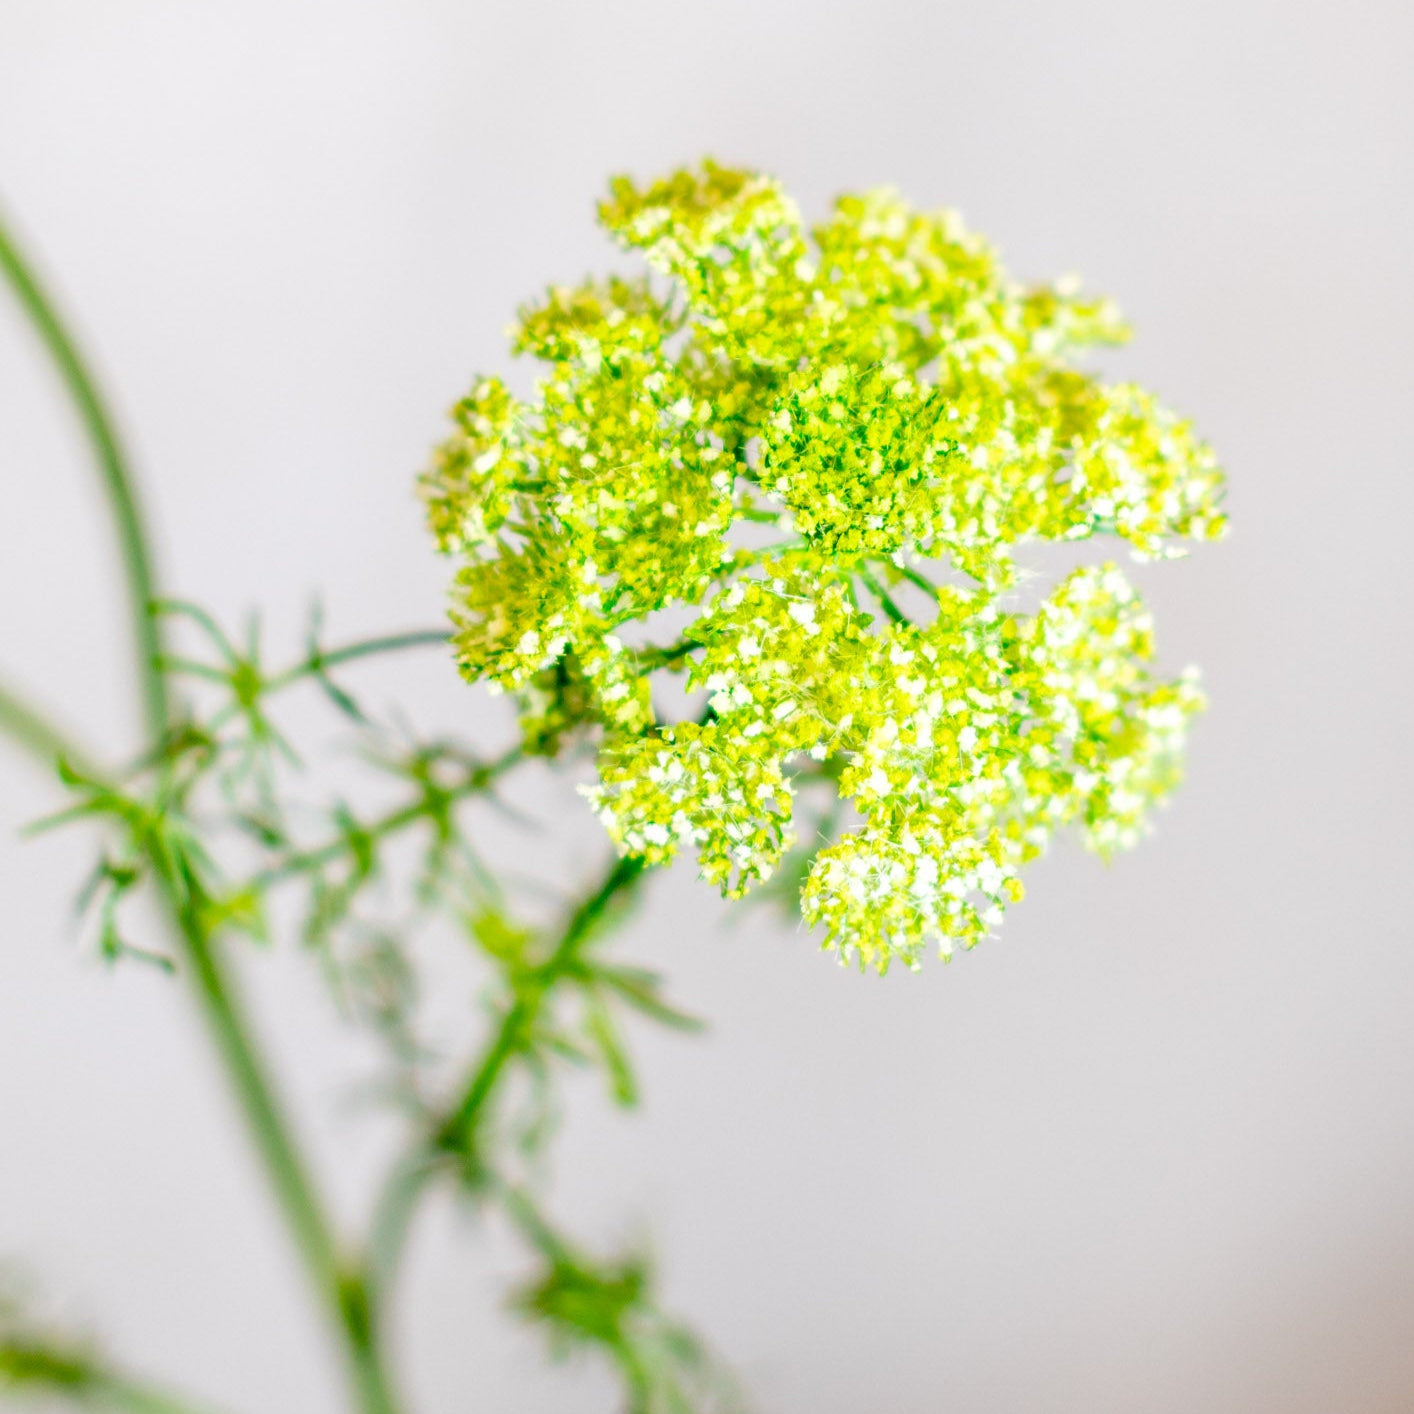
[422,160,1225,971]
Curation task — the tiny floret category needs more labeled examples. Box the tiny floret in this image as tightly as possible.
[421,160,1226,972]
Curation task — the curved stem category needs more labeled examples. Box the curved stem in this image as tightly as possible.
[0,207,170,743]
[1,206,404,1414]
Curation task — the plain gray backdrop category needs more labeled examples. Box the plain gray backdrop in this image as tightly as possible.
[2,2,1412,1411]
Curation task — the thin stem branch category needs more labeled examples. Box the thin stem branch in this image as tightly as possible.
[857,566,908,625]
[366,1152,445,1299]
[195,628,454,738]
[632,637,697,672]
[0,208,170,742]
[91,1371,232,1414]
[244,743,522,895]
[0,674,100,780]
[292,629,451,682]
[366,851,650,1308]
[0,712,388,1410]
[435,851,648,1152]
[0,1333,232,1414]
[894,564,940,599]
[490,1178,576,1266]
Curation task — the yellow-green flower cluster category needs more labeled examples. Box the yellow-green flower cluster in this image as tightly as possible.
[422,160,1225,971]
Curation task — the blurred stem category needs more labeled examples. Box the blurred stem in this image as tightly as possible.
[0,208,170,743]
[277,628,451,686]
[192,627,454,738]
[0,206,404,1414]
[491,1178,574,1266]
[857,566,907,625]
[159,866,402,1414]
[0,1337,227,1414]
[894,564,939,599]
[367,851,650,1308]
[0,675,99,780]
[435,851,649,1150]
[366,1153,444,1301]
[92,1374,227,1414]
[245,742,523,895]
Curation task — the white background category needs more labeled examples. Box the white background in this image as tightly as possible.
[2,2,1412,1411]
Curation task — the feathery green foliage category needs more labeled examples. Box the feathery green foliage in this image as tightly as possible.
[423,160,1225,972]
[11,602,725,1414]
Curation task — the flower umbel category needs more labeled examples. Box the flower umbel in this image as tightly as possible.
[422,160,1226,972]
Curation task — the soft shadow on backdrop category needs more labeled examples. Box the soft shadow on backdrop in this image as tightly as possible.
[2,3,1412,1411]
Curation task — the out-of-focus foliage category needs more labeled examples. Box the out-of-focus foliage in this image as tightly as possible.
[30,604,724,1413]
[422,160,1226,971]
[504,1187,739,1414]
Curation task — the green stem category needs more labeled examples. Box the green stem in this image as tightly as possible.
[491,1179,576,1266]
[857,566,908,625]
[0,711,399,1407]
[194,627,454,737]
[0,1338,226,1414]
[435,851,648,1152]
[0,208,170,743]
[244,743,522,895]
[91,1372,230,1414]
[366,1153,444,1299]
[162,875,399,1414]
[291,629,450,681]
[367,852,649,1307]
[1,206,403,1414]
[895,564,940,599]
[632,638,697,672]
[0,675,100,780]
